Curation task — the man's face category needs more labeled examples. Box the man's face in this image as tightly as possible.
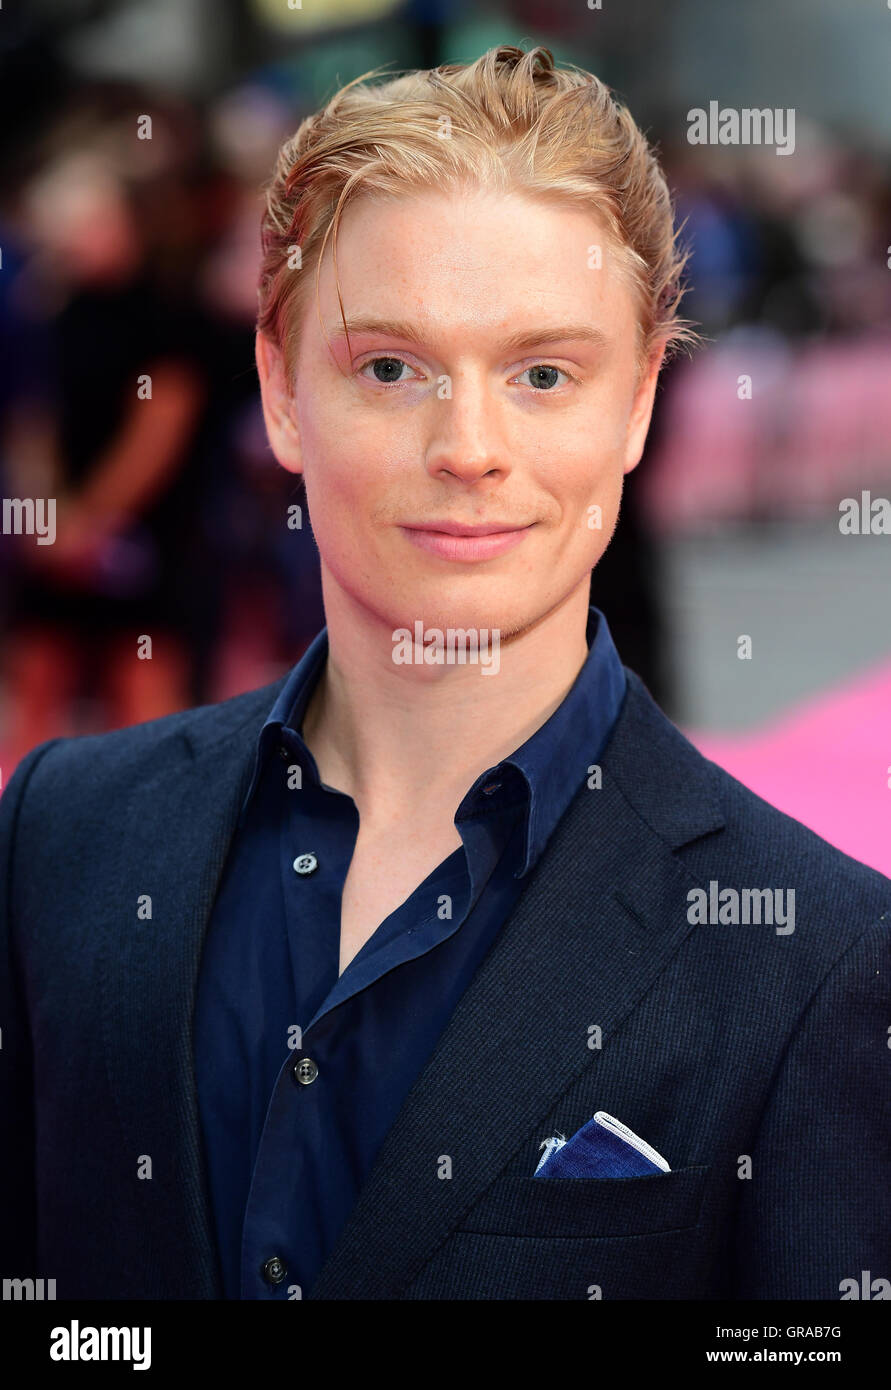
[258,186,662,642]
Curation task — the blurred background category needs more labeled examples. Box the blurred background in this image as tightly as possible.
[1,0,889,873]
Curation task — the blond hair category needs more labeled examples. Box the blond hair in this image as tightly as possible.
[257,44,698,386]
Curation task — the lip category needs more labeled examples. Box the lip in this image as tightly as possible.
[407,520,529,536]
[401,521,535,561]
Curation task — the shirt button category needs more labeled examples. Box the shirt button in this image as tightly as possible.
[481,781,501,795]
[292,1056,319,1086]
[293,852,318,876]
[262,1256,288,1286]
[278,744,291,761]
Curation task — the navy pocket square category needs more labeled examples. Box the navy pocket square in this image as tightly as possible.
[533,1111,671,1179]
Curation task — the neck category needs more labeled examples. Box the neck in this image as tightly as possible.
[300,573,592,823]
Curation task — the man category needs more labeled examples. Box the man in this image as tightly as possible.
[2,45,889,1301]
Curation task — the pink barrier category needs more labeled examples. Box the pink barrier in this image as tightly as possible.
[686,661,891,878]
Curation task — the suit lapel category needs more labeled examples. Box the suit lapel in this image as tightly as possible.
[101,678,287,1298]
[309,673,725,1299]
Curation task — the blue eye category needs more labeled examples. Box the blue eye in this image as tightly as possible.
[360,356,416,385]
[517,364,568,390]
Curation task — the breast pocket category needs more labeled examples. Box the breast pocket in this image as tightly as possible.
[455,1164,711,1239]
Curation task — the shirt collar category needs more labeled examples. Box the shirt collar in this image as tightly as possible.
[454,605,626,876]
[242,606,627,878]
[241,625,330,813]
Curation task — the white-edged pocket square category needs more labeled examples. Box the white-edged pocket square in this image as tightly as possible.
[534,1111,671,1178]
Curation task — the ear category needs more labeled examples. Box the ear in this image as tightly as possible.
[255,331,303,475]
[622,344,665,476]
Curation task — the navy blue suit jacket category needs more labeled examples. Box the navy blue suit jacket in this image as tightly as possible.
[1,668,889,1299]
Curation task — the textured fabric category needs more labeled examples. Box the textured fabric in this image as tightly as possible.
[1,656,890,1300]
[194,606,626,1298]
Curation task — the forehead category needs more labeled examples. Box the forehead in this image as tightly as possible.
[309,185,639,341]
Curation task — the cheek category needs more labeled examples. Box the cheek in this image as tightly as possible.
[302,384,411,484]
[299,413,406,588]
[299,403,367,514]
[548,429,625,519]
[538,427,626,561]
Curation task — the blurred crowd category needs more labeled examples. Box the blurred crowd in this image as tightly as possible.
[1,19,890,776]
[638,132,891,533]
[0,84,324,767]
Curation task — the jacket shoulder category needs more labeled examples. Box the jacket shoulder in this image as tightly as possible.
[0,674,288,817]
[617,670,891,934]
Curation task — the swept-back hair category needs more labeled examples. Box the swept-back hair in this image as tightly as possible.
[257,44,699,384]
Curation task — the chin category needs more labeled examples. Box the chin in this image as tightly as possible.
[381,581,545,644]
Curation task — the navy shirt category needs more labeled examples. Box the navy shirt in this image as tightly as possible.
[194,606,627,1299]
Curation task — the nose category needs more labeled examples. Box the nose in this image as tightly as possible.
[423,371,511,485]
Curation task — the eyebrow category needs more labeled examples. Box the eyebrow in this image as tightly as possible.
[326,316,610,353]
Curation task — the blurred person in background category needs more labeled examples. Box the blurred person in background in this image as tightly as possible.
[196,83,326,700]
[2,124,207,761]
[0,231,57,644]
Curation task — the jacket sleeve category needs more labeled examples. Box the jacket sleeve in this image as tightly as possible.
[733,914,891,1298]
[0,740,61,1279]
